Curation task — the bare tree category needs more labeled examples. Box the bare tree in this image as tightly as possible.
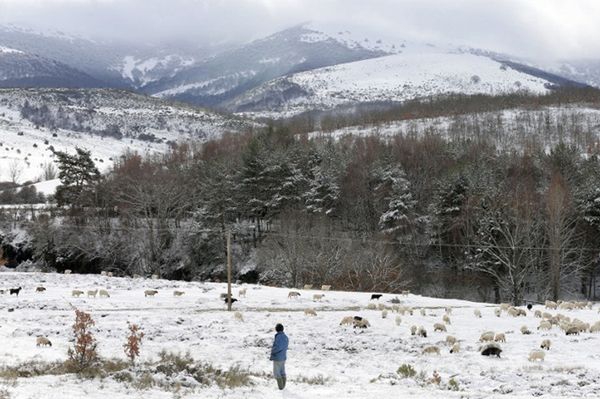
[8,159,23,184]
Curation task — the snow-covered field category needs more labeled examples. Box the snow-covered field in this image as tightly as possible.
[1,272,600,398]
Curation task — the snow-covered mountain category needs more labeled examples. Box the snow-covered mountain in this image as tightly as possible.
[0,88,258,183]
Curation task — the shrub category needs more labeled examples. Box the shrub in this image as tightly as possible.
[124,323,144,364]
[397,364,416,378]
[66,309,98,373]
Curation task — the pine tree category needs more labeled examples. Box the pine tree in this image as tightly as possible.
[54,147,100,207]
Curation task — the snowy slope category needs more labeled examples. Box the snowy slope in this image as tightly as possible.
[1,272,600,398]
[230,51,553,118]
[0,88,258,183]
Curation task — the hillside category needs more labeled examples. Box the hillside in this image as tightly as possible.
[0,88,257,183]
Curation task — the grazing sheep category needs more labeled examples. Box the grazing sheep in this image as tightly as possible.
[499,303,510,312]
[64,269,72,275]
[71,290,84,297]
[542,312,553,320]
[288,291,301,299]
[223,297,238,305]
[422,345,440,355]
[367,303,377,310]
[304,308,317,316]
[450,342,460,354]
[420,308,426,316]
[238,288,247,298]
[100,271,108,276]
[151,274,159,280]
[540,339,551,350]
[565,326,580,335]
[474,309,482,318]
[173,290,185,297]
[36,286,46,293]
[434,323,447,332]
[444,307,452,315]
[545,300,558,310]
[538,320,552,331]
[313,294,325,302]
[371,294,383,301]
[520,325,532,335]
[392,305,400,313]
[559,302,574,311]
[303,284,313,290]
[534,310,542,318]
[87,289,98,298]
[353,318,370,329]
[381,309,388,319]
[481,343,502,357]
[36,336,52,347]
[144,289,158,297]
[417,326,427,338]
[107,272,113,277]
[9,287,22,296]
[589,321,600,333]
[340,316,354,326]
[234,311,244,322]
[99,289,110,298]
[377,303,385,311]
[494,308,501,317]
[401,290,410,296]
[443,314,451,324]
[528,349,545,362]
[494,333,506,343]
[445,335,457,346]
[479,331,495,342]
[507,307,518,317]
[395,315,401,326]
[321,285,331,291]
[410,325,418,335]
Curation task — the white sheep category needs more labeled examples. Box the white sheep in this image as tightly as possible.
[474,309,482,318]
[545,300,558,310]
[100,271,107,276]
[520,325,532,335]
[534,310,542,318]
[479,331,495,342]
[410,325,418,335]
[288,291,301,299]
[420,308,426,316]
[377,303,385,311]
[144,289,158,297]
[87,289,98,298]
[434,323,447,332]
[417,326,427,337]
[422,345,440,355]
[499,303,510,312]
[238,288,247,298]
[450,342,460,354]
[367,303,377,310]
[36,336,52,347]
[445,307,452,315]
[494,333,506,343]
[107,272,113,277]
[99,289,110,298]
[64,269,72,275]
[340,316,354,326]
[173,290,185,297]
[234,311,244,322]
[401,290,410,296]
[538,320,552,331]
[589,321,600,333]
[313,294,325,302]
[321,285,331,291]
[304,308,317,316]
[303,284,313,290]
[443,314,451,324]
[395,315,401,326]
[528,349,545,362]
[381,309,388,319]
[445,335,457,346]
[540,339,551,350]
[72,289,84,297]
[494,308,501,317]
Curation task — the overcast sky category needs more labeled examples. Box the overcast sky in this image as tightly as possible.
[0,0,598,60]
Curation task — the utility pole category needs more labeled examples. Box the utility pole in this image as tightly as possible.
[226,229,232,311]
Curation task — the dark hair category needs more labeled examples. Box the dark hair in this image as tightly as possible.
[275,323,284,332]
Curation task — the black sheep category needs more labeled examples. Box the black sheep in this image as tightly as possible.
[526,303,533,310]
[224,297,238,304]
[353,316,363,321]
[370,294,383,300]
[9,287,22,296]
[481,344,502,357]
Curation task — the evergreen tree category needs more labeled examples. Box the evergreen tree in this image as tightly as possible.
[54,147,100,207]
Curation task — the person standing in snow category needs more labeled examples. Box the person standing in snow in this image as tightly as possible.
[270,323,289,390]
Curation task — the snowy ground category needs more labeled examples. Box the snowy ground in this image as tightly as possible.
[1,272,600,398]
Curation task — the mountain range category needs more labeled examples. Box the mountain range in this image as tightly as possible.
[1,22,598,118]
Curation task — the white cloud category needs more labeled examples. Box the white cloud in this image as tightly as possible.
[0,0,598,60]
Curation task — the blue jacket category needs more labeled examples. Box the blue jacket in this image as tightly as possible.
[270,331,289,361]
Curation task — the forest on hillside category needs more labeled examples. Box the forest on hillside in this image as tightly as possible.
[3,90,600,305]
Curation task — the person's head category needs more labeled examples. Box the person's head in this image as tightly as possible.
[275,323,284,332]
